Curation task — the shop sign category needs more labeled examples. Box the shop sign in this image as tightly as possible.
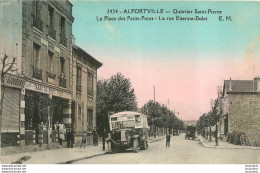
[49,87,71,99]
[3,73,26,89]
[25,81,49,94]
[25,81,72,99]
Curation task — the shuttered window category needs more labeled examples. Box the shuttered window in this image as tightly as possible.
[2,88,20,132]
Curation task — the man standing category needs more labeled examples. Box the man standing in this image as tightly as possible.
[166,133,171,147]
[92,127,98,146]
[71,128,75,148]
[66,128,71,148]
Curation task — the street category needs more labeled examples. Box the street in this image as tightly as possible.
[73,133,260,164]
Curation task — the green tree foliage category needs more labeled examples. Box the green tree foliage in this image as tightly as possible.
[196,99,221,135]
[141,100,184,130]
[96,73,137,131]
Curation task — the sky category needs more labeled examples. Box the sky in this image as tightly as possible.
[71,1,260,120]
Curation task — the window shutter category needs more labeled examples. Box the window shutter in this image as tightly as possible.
[2,88,20,132]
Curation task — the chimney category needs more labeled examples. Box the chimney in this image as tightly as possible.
[254,76,260,92]
[229,77,232,91]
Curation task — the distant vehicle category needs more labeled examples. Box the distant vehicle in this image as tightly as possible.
[106,111,150,153]
[173,130,179,136]
[185,126,196,140]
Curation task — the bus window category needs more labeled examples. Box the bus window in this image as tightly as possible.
[126,120,135,127]
[135,115,141,126]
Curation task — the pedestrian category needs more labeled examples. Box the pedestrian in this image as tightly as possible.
[70,128,75,148]
[59,123,65,146]
[166,133,171,147]
[92,127,98,146]
[54,121,61,144]
[66,128,71,148]
[80,131,87,149]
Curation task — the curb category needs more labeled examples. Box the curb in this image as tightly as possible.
[198,137,260,150]
[58,152,108,164]
[149,136,166,143]
[59,137,166,164]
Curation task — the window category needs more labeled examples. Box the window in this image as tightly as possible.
[60,57,65,75]
[78,104,81,120]
[32,0,43,31]
[76,66,82,86]
[76,66,82,92]
[59,57,66,87]
[60,16,65,36]
[60,16,67,46]
[48,6,56,39]
[48,6,54,28]
[87,73,93,91]
[48,51,54,74]
[87,109,93,128]
[33,43,40,68]
[33,0,39,18]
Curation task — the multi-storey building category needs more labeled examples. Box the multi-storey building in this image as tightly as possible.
[72,45,102,138]
[0,0,102,154]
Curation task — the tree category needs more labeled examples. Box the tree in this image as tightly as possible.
[96,73,137,132]
[141,100,184,136]
[196,98,221,144]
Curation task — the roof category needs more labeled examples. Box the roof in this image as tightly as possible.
[110,111,146,118]
[223,80,254,93]
[73,44,103,69]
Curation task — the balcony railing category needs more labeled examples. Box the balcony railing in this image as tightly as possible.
[59,76,66,88]
[76,85,82,92]
[32,67,42,80]
[33,16,43,31]
[47,72,56,79]
[87,89,94,96]
[60,34,67,47]
[48,27,56,40]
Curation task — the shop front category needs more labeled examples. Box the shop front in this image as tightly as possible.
[24,81,72,148]
[1,74,26,148]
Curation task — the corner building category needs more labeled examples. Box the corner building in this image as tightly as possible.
[0,0,76,153]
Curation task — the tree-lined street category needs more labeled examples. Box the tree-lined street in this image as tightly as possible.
[74,134,260,164]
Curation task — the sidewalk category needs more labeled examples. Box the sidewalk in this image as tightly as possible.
[1,142,106,164]
[1,136,166,164]
[198,135,260,150]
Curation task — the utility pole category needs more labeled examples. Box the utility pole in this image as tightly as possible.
[153,85,156,138]
[153,85,155,102]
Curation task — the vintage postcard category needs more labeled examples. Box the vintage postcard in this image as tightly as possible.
[0,0,260,171]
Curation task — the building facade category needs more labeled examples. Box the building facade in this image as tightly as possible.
[72,45,102,136]
[219,78,260,145]
[0,0,102,153]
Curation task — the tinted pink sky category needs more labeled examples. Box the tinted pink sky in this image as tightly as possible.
[71,2,260,120]
[85,40,260,121]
